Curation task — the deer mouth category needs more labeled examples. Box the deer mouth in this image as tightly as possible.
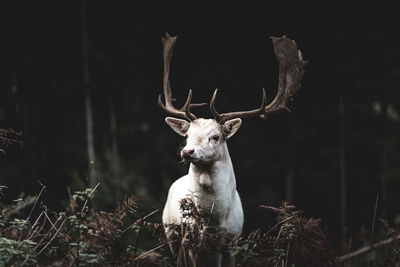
[181,153,201,163]
[182,156,198,162]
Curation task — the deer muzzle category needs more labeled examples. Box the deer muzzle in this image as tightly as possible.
[181,149,195,160]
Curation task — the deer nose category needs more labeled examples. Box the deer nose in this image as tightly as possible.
[181,149,195,158]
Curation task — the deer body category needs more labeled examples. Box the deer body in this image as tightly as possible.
[162,119,244,238]
[157,33,305,267]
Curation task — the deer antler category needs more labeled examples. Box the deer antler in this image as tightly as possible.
[261,36,306,118]
[210,88,267,123]
[210,36,306,123]
[158,33,207,121]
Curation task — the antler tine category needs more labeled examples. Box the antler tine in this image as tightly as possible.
[158,32,207,121]
[210,88,267,124]
[261,36,306,118]
[210,88,221,121]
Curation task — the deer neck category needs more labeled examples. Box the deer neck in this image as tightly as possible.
[188,143,236,195]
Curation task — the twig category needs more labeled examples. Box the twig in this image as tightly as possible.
[21,180,46,229]
[371,195,379,248]
[177,223,189,267]
[338,234,400,262]
[20,217,66,266]
[206,202,215,228]
[259,205,281,213]
[77,217,81,267]
[44,207,58,231]
[37,217,67,256]
[17,211,49,250]
[26,211,45,239]
[80,182,100,216]
[142,209,159,221]
[131,209,159,265]
[67,251,77,267]
[33,215,63,252]
[133,225,142,265]
[198,202,214,251]
[121,209,159,235]
[265,216,294,236]
[284,241,290,267]
[134,242,168,261]
[12,212,46,264]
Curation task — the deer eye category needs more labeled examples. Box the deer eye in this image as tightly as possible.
[211,135,219,142]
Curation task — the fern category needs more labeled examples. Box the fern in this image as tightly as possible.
[0,128,23,147]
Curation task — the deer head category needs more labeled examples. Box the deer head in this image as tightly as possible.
[158,33,306,164]
[165,117,241,164]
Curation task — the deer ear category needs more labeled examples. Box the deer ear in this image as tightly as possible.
[222,118,242,139]
[165,117,190,136]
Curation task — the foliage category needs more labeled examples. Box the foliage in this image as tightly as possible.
[0,128,23,159]
[339,219,400,266]
[0,183,162,266]
[2,182,400,266]
[160,200,400,266]
[0,129,23,148]
[233,203,338,266]
[162,197,223,265]
[159,199,338,266]
[2,2,400,255]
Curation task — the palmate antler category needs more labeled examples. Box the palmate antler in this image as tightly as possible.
[210,36,306,123]
[158,33,207,121]
[159,33,306,123]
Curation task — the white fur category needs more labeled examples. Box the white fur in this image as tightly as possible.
[162,118,244,266]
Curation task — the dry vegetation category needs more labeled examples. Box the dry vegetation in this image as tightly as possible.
[0,128,23,150]
[2,181,400,266]
[1,130,400,266]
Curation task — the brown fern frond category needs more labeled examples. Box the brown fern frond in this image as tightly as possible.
[0,128,24,147]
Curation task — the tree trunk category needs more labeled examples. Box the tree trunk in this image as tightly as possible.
[24,84,38,185]
[285,170,294,203]
[381,141,389,219]
[339,97,347,250]
[24,3,37,189]
[82,0,96,187]
[109,100,121,201]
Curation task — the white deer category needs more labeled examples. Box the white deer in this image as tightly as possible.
[159,33,305,266]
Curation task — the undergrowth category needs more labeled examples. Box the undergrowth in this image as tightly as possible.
[0,182,165,266]
[0,179,339,266]
[0,131,399,266]
[0,129,23,149]
[2,182,400,266]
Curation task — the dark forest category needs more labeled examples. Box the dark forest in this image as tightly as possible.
[1,1,400,266]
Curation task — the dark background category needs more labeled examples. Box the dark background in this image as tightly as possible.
[1,1,400,251]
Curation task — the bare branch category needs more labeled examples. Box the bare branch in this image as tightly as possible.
[80,182,100,216]
[338,234,400,262]
[36,217,67,256]
[134,242,168,261]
